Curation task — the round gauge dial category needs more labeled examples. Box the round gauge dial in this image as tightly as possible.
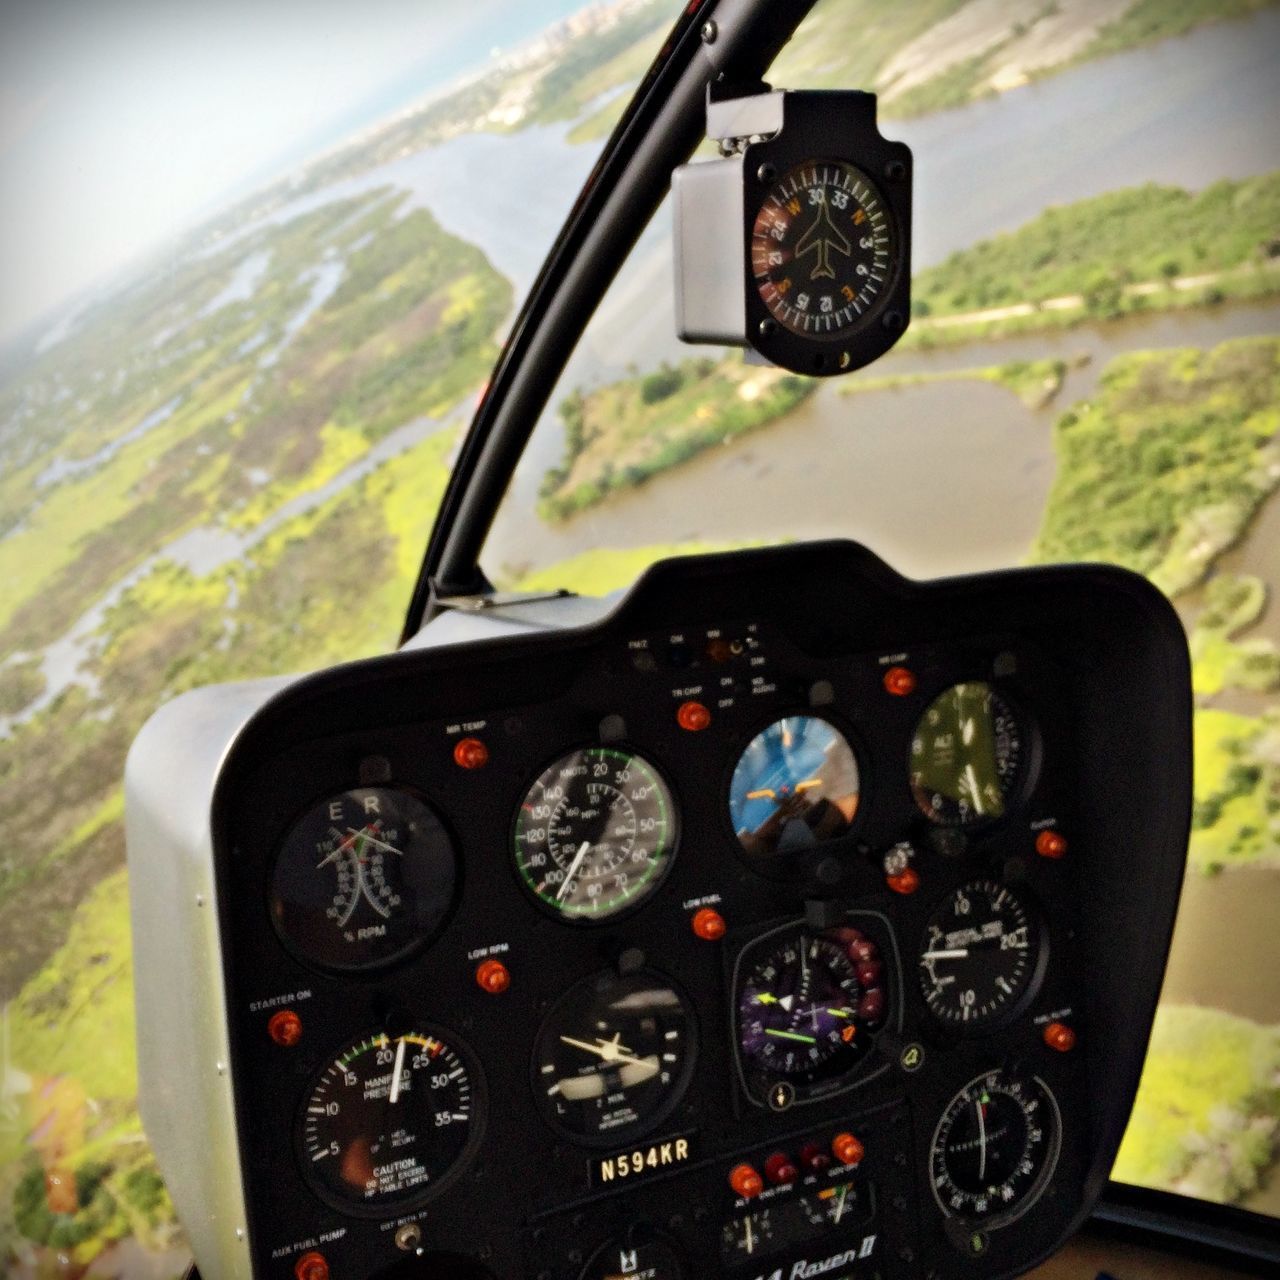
[799,1181,862,1230]
[752,160,898,338]
[721,1209,776,1262]
[737,926,887,1090]
[270,788,457,971]
[513,747,677,921]
[299,1027,482,1213]
[910,682,1024,825]
[930,1070,1061,1226]
[919,880,1042,1028]
[533,970,696,1145]
[581,1236,685,1280]
[729,715,860,860]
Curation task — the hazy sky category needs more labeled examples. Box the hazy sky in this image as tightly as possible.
[0,0,592,344]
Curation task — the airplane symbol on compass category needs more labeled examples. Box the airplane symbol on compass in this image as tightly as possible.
[795,196,854,281]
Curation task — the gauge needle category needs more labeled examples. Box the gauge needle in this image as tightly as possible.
[977,1099,988,1181]
[345,826,403,857]
[317,827,361,869]
[389,1036,406,1105]
[557,841,592,901]
[964,763,985,814]
[765,1029,816,1044]
[745,1215,755,1253]
[922,949,970,960]
[833,1184,848,1225]
[558,1034,645,1064]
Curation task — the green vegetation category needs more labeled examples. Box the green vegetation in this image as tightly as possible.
[840,356,1070,410]
[1114,1004,1280,1204]
[1188,707,1280,874]
[912,172,1280,323]
[1190,575,1280,699]
[1084,0,1280,62]
[1028,337,1280,597]
[537,356,817,522]
[0,657,45,717]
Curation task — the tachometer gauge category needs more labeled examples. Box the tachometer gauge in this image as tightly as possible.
[930,1070,1061,1227]
[752,161,899,339]
[513,747,677,922]
[736,926,887,1099]
[910,682,1025,825]
[919,880,1043,1028]
[298,1027,482,1214]
[270,788,457,971]
[729,715,860,860]
[532,970,696,1145]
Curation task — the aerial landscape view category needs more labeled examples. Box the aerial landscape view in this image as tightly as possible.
[1,0,1278,1273]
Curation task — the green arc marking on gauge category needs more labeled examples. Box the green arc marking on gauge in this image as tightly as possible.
[514,746,673,918]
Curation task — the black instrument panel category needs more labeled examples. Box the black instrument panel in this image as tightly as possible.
[210,542,1191,1279]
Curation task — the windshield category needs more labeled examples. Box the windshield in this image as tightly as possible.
[1,2,1278,1276]
[483,0,1280,1226]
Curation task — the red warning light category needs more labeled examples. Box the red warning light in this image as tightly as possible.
[1044,1022,1077,1053]
[677,700,712,732]
[453,737,489,770]
[886,867,920,895]
[294,1253,330,1280]
[692,907,727,941]
[883,666,916,696]
[1035,830,1068,859]
[475,959,511,995]
[267,1010,303,1047]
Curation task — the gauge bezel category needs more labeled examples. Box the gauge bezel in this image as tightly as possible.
[740,108,912,378]
[722,709,869,880]
[510,743,681,926]
[749,158,901,343]
[529,966,699,1149]
[916,878,1051,1034]
[580,1231,688,1280]
[267,784,461,976]
[729,912,902,1109]
[293,1022,487,1219]
[907,679,1040,830]
[928,1069,1063,1230]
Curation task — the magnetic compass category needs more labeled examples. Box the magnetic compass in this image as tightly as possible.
[674,87,911,376]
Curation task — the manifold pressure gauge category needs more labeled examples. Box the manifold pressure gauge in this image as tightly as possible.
[674,87,911,377]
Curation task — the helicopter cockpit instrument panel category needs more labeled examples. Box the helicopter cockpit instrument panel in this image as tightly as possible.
[126,542,1192,1280]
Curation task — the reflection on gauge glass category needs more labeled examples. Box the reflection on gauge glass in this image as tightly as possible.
[581,1236,685,1280]
[533,970,696,1145]
[270,788,457,971]
[729,715,860,858]
[736,925,887,1097]
[751,161,898,338]
[298,1027,481,1213]
[513,747,676,921]
[930,1070,1061,1227]
[919,880,1042,1028]
[910,682,1024,825]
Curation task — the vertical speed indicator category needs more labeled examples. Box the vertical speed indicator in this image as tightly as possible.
[513,747,678,922]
